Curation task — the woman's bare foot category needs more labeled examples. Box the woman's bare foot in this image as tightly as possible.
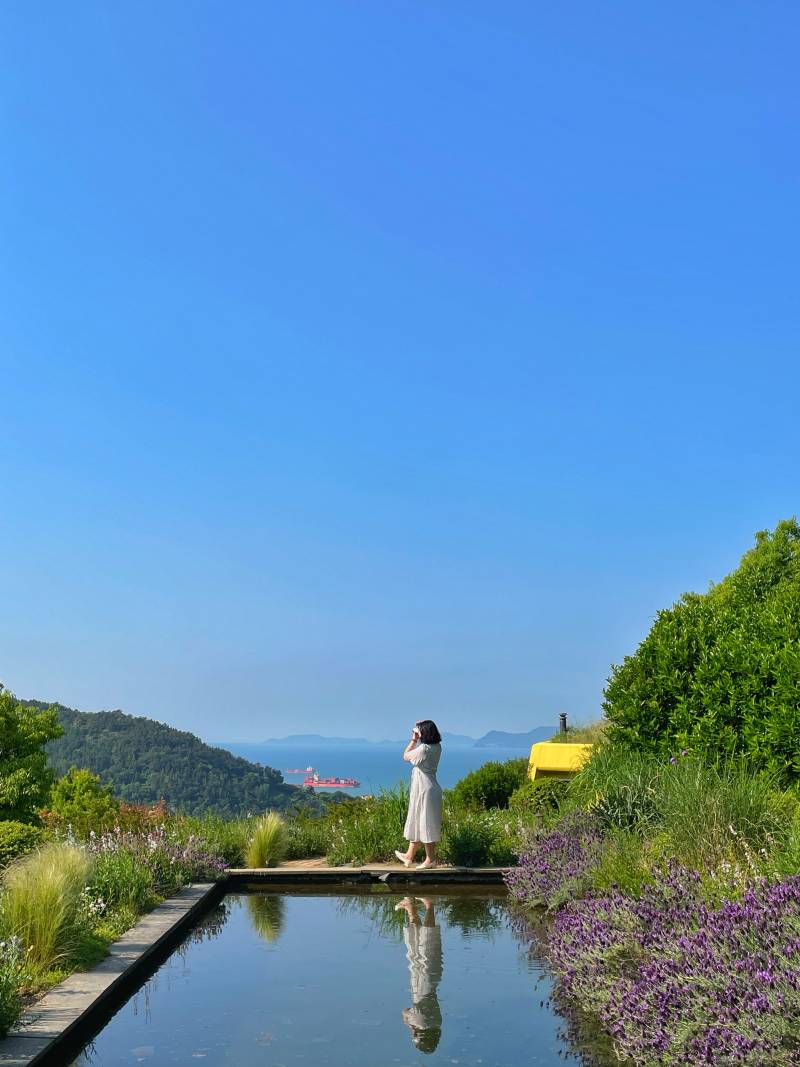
[394,849,413,868]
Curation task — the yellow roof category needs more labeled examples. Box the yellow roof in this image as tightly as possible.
[528,741,593,775]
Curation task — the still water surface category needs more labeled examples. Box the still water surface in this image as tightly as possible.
[74,891,583,1067]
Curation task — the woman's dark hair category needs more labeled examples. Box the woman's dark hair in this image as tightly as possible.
[415,720,442,744]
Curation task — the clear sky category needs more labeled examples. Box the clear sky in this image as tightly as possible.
[2,3,798,742]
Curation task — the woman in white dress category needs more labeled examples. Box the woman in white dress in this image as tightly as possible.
[394,719,443,870]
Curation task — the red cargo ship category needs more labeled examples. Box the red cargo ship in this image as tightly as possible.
[303,773,360,788]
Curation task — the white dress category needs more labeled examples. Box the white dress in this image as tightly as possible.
[403,742,443,843]
[404,922,443,1031]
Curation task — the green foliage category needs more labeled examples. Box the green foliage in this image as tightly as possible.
[0,686,63,822]
[49,767,120,837]
[1,843,92,971]
[326,785,409,866]
[87,850,153,912]
[41,703,324,818]
[171,814,250,866]
[548,720,607,744]
[441,809,516,867]
[245,812,287,868]
[604,519,800,779]
[565,745,794,875]
[0,821,45,867]
[284,812,328,860]
[508,778,568,820]
[449,758,528,811]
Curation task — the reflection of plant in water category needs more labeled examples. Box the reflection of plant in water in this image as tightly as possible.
[185,901,230,946]
[246,894,285,942]
[435,895,504,938]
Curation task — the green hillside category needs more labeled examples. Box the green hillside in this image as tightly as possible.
[35,702,320,818]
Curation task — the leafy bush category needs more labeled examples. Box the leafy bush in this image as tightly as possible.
[0,934,30,1037]
[0,687,62,822]
[449,759,528,811]
[508,779,568,820]
[325,786,409,866]
[441,809,517,867]
[172,814,250,866]
[0,821,45,867]
[1,843,92,970]
[48,767,120,837]
[87,849,153,912]
[547,720,607,745]
[604,519,800,779]
[86,826,227,895]
[245,813,287,868]
[284,812,328,860]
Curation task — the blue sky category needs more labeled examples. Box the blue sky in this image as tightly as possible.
[2,3,798,741]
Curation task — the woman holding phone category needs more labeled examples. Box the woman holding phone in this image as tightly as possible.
[394,720,443,870]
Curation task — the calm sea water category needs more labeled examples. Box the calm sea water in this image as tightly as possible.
[73,891,585,1067]
[220,742,529,795]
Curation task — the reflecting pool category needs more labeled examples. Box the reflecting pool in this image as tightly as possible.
[74,890,584,1066]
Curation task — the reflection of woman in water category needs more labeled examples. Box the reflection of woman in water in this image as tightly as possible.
[395,896,443,1055]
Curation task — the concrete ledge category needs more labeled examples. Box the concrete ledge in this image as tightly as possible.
[1,882,224,1067]
[227,865,510,886]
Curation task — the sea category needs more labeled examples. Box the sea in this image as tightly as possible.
[216,740,529,796]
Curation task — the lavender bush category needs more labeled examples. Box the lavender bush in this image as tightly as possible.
[515,863,800,1065]
[86,826,227,901]
[506,811,604,909]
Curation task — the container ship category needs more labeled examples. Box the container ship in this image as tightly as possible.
[303,772,360,788]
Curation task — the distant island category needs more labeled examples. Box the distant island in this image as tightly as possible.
[249,727,556,750]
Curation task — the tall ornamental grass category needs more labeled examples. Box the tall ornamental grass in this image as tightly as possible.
[2,843,92,971]
[326,785,409,866]
[245,813,287,868]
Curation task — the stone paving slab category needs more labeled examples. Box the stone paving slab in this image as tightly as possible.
[2,883,218,1065]
[0,1038,51,1066]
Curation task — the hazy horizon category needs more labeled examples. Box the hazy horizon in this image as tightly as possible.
[2,4,798,742]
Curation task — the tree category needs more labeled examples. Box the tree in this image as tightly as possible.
[0,686,63,822]
[49,766,120,836]
[604,519,800,778]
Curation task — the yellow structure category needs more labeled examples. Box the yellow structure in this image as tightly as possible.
[528,741,593,780]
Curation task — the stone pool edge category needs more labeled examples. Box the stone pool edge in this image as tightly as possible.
[0,865,509,1066]
[0,881,225,1067]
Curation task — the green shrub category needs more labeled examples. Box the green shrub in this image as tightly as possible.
[0,687,62,822]
[548,721,607,745]
[0,933,29,1037]
[449,759,528,811]
[565,746,661,831]
[284,813,328,859]
[172,814,250,867]
[48,767,120,838]
[441,809,517,867]
[508,779,568,820]
[0,821,45,867]
[604,519,800,780]
[2,843,92,971]
[245,813,287,868]
[87,850,153,912]
[325,786,409,866]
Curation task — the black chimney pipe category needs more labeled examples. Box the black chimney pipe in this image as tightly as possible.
[559,712,568,735]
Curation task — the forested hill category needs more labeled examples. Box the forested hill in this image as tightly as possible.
[34,702,315,818]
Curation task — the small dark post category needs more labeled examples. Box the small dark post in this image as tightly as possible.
[559,712,568,735]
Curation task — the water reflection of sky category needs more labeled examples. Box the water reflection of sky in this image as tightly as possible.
[74,891,584,1067]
